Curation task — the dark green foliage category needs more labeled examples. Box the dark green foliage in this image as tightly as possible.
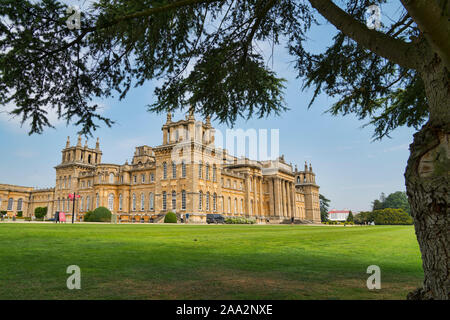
[164,211,177,223]
[355,208,413,225]
[85,207,112,222]
[0,211,6,216]
[372,191,411,215]
[346,211,354,223]
[16,211,23,217]
[319,194,330,222]
[34,207,48,219]
[83,211,93,222]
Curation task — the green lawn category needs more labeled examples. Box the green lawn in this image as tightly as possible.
[0,223,423,300]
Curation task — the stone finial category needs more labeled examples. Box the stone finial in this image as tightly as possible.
[205,115,211,126]
[66,136,70,148]
[166,113,172,123]
[188,106,195,120]
[295,164,298,172]
[77,135,82,147]
[309,163,313,172]
[95,137,100,150]
[304,161,308,171]
[84,139,88,148]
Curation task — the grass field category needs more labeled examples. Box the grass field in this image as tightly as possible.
[0,223,423,300]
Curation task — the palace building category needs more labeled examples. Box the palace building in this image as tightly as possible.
[0,114,321,223]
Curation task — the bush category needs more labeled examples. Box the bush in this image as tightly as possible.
[354,208,413,225]
[164,211,177,223]
[0,211,6,216]
[83,211,93,221]
[17,211,23,217]
[34,207,48,219]
[24,217,31,221]
[85,207,111,222]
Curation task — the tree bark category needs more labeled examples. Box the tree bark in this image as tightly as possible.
[405,54,450,300]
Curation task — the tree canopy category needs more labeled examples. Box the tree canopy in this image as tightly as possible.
[372,191,411,214]
[1,0,446,137]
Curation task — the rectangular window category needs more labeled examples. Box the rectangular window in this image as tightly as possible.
[162,192,167,210]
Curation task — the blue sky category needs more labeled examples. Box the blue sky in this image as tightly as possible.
[0,1,415,211]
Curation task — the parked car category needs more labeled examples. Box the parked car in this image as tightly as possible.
[206,214,225,224]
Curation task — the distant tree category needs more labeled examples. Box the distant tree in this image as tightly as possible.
[372,191,411,214]
[319,194,330,222]
[346,211,354,223]
[384,191,411,215]
[372,199,384,211]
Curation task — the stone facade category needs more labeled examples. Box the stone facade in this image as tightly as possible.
[0,114,320,223]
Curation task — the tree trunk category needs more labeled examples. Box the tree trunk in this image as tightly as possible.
[405,54,450,300]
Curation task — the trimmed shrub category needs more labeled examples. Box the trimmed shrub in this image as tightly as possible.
[85,207,111,222]
[17,211,23,217]
[0,211,6,216]
[34,207,48,219]
[164,211,177,223]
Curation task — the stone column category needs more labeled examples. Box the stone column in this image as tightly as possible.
[286,181,291,218]
[274,178,280,217]
[268,178,274,217]
[259,177,263,216]
[291,183,296,218]
[253,176,257,215]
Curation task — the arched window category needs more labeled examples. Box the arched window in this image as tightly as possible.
[212,165,217,182]
[206,192,210,211]
[80,197,84,212]
[205,163,210,180]
[181,190,186,210]
[68,176,71,188]
[213,193,217,211]
[64,176,67,189]
[172,162,177,178]
[141,193,145,211]
[198,191,203,210]
[96,193,99,208]
[234,198,237,214]
[297,176,300,184]
[109,173,114,184]
[162,191,167,210]
[198,161,203,179]
[86,196,90,211]
[149,193,154,211]
[228,197,231,214]
[88,154,92,164]
[163,162,167,179]
[7,198,13,211]
[17,198,23,211]
[119,194,123,211]
[182,161,186,178]
[172,190,176,210]
[108,194,114,211]
[132,194,136,211]
[141,174,145,183]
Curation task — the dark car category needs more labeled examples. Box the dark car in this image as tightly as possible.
[206,214,225,224]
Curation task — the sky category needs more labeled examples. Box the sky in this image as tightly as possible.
[0,1,415,212]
